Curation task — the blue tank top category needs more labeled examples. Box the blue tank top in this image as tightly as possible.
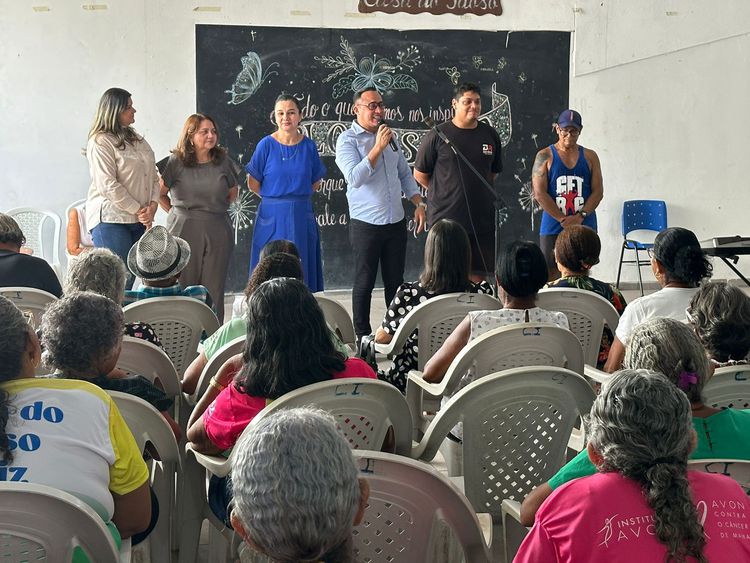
[539,145,597,235]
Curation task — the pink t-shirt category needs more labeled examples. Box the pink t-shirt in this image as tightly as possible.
[202,357,376,450]
[515,471,750,562]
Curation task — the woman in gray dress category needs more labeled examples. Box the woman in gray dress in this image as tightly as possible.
[159,113,240,322]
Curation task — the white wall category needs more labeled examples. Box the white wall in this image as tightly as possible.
[2,0,748,283]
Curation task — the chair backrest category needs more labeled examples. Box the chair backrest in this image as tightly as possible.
[703,365,750,409]
[6,206,62,269]
[250,378,413,456]
[107,391,180,563]
[0,286,58,328]
[107,391,180,464]
[314,294,356,348]
[188,335,245,405]
[117,336,181,398]
[378,292,502,371]
[621,199,667,238]
[416,367,595,518]
[439,323,584,397]
[122,297,220,376]
[688,459,750,495]
[537,287,620,367]
[0,482,119,563]
[352,450,491,563]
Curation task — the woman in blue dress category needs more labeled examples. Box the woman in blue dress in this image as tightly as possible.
[246,94,326,292]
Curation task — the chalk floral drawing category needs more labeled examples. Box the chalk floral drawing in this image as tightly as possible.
[517,178,541,230]
[315,37,421,99]
[228,189,260,243]
[226,52,279,105]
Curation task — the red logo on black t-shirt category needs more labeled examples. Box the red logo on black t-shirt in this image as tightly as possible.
[482,144,493,155]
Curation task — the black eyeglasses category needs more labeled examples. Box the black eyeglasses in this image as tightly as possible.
[358,101,385,111]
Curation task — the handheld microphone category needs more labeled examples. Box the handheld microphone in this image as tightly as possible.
[378,118,399,151]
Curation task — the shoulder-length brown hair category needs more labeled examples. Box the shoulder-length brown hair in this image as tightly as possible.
[172,113,227,166]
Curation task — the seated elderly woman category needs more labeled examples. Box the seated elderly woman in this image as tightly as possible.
[605,226,712,372]
[230,408,369,563]
[545,225,626,368]
[0,212,62,296]
[41,291,180,440]
[520,317,750,526]
[0,295,150,557]
[374,219,493,394]
[515,370,750,562]
[186,278,376,454]
[65,247,162,347]
[687,280,750,367]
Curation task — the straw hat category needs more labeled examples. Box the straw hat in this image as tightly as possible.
[127,226,191,281]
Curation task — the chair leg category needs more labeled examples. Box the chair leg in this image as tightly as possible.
[634,248,645,296]
[616,243,626,289]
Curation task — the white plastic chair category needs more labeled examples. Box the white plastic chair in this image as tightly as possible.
[183,335,245,410]
[0,286,58,328]
[314,294,357,350]
[688,458,750,494]
[537,287,620,369]
[108,391,181,563]
[6,206,62,276]
[179,378,414,563]
[122,297,220,377]
[406,323,584,439]
[374,292,502,371]
[117,336,181,399]
[703,365,750,409]
[352,450,492,563]
[0,482,119,563]
[412,367,595,558]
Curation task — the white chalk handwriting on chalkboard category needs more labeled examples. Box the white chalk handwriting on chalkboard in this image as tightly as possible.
[315,37,421,99]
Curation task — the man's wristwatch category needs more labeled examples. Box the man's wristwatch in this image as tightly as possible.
[577,210,589,218]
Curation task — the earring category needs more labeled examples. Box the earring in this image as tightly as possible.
[32,356,40,369]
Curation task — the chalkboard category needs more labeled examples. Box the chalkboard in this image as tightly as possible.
[196,25,570,292]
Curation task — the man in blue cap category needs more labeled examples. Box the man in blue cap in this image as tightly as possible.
[532,109,604,281]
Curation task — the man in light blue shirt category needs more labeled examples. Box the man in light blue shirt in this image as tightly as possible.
[335,87,426,340]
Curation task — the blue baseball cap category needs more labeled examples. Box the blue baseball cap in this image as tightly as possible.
[557,109,582,130]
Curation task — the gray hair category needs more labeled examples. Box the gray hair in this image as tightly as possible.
[0,296,35,462]
[688,281,750,363]
[65,247,127,303]
[0,213,26,247]
[41,292,123,376]
[230,408,360,563]
[587,370,706,562]
[624,317,709,403]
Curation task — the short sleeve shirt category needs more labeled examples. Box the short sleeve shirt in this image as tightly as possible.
[615,287,699,345]
[162,154,241,213]
[0,378,148,520]
[415,121,502,234]
[202,357,377,451]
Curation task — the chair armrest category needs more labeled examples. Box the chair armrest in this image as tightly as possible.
[406,370,444,397]
[584,364,611,385]
[501,499,522,523]
[185,443,231,478]
[374,340,395,355]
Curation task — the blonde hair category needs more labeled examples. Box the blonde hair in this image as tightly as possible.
[88,87,140,149]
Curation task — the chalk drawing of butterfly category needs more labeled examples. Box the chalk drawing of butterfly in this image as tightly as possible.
[226,51,280,105]
[441,66,461,85]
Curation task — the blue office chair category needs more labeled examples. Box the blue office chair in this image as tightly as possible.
[615,200,667,296]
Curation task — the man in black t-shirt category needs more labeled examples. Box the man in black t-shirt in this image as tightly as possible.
[414,82,503,280]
